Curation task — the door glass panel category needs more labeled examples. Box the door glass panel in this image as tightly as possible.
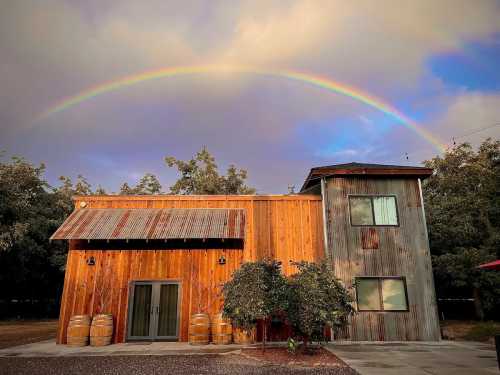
[382,279,407,310]
[357,278,381,310]
[157,284,178,337]
[350,197,374,225]
[130,284,152,337]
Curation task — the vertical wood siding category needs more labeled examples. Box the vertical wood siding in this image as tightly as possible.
[57,196,324,344]
[324,177,440,341]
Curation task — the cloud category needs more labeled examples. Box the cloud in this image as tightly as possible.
[1,1,499,193]
[431,92,500,145]
[219,0,500,87]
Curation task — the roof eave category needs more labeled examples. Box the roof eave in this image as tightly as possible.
[299,167,434,192]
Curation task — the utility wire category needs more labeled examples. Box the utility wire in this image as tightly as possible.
[402,122,500,161]
[452,122,500,144]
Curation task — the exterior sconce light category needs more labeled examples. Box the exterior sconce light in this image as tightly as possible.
[218,255,226,265]
[80,201,88,208]
[86,256,95,266]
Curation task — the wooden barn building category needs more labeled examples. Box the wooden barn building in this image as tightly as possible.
[52,163,441,343]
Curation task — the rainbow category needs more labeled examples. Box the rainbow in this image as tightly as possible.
[37,64,446,152]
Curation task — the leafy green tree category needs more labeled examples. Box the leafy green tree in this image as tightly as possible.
[423,138,500,319]
[0,157,70,316]
[119,182,135,195]
[136,173,162,194]
[287,261,354,350]
[119,173,162,195]
[222,259,288,350]
[95,185,107,195]
[432,248,499,319]
[53,175,95,214]
[74,174,93,195]
[165,147,256,194]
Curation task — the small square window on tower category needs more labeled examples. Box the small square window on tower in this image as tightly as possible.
[349,195,398,226]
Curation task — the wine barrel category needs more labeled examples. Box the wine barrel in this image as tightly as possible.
[90,314,113,346]
[189,313,210,345]
[211,313,232,345]
[233,326,256,345]
[67,315,91,347]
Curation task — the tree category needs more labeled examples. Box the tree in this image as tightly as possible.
[0,157,70,317]
[74,174,93,195]
[287,261,354,351]
[423,138,500,319]
[95,185,107,195]
[165,147,256,194]
[0,157,48,252]
[119,173,162,195]
[53,175,95,215]
[222,259,288,350]
[432,248,499,320]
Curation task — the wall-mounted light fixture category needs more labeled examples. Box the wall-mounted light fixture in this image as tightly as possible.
[86,256,95,266]
[218,255,226,265]
[80,201,88,208]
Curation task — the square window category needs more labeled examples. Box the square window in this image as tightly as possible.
[349,197,374,225]
[349,195,399,226]
[356,277,408,311]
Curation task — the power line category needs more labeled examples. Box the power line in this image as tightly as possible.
[402,122,500,161]
[452,122,500,144]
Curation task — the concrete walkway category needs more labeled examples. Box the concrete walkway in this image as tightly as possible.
[327,341,499,375]
[2,338,498,374]
[0,339,251,357]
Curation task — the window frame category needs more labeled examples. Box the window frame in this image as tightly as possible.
[355,276,409,312]
[348,194,400,227]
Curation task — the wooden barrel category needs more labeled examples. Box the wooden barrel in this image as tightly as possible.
[189,313,210,345]
[90,314,113,346]
[233,326,256,345]
[67,315,91,347]
[211,313,232,345]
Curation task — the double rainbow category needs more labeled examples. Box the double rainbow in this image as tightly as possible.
[38,64,446,152]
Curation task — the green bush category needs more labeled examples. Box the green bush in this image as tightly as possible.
[222,259,354,350]
[222,259,288,349]
[287,261,354,348]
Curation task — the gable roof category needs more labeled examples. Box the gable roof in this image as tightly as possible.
[300,162,433,192]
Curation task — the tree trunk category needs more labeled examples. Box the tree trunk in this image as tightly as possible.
[261,318,268,353]
[473,287,485,321]
[302,335,309,354]
[479,208,494,246]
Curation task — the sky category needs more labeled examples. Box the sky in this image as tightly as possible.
[1,1,500,194]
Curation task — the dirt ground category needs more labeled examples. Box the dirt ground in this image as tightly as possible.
[242,347,352,369]
[440,320,500,343]
[0,320,58,349]
[0,355,358,375]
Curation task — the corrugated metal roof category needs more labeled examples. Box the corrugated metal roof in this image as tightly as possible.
[50,208,246,240]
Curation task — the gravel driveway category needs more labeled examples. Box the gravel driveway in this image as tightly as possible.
[0,354,357,375]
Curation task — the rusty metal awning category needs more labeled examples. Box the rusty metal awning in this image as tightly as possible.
[50,208,246,240]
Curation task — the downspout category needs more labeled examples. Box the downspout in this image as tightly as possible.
[418,178,441,340]
[320,178,330,260]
